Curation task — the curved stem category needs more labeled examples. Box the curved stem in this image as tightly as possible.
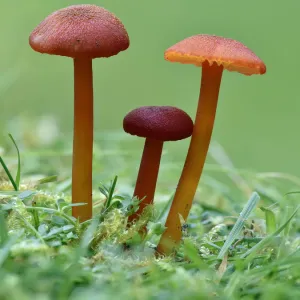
[128,138,164,223]
[72,58,94,222]
[157,62,223,254]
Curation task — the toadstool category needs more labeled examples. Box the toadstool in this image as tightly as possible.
[157,34,266,255]
[123,106,193,225]
[29,5,129,221]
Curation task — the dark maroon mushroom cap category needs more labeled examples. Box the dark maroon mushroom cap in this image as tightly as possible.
[29,4,129,59]
[123,106,193,141]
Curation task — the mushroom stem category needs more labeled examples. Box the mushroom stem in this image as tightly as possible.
[157,62,223,254]
[72,58,94,222]
[128,138,164,223]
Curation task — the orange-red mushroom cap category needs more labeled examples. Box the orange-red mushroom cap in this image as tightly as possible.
[165,34,266,76]
[29,5,129,59]
[123,106,193,141]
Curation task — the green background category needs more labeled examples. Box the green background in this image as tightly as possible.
[1,0,300,176]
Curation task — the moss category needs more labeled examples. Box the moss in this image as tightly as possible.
[89,205,154,250]
[6,200,34,232]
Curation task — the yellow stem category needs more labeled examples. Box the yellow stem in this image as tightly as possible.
[157,62,223,255]
[72,58,93,222]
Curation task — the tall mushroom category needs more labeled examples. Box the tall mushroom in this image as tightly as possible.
[157,34,266,255]
[123,106,193,225]
[29,5,129,222]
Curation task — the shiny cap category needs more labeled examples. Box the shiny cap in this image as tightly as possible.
[123,106,193,141]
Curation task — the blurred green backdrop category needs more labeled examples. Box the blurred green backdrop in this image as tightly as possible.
[1,0,300,176]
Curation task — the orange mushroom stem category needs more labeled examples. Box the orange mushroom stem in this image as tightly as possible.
[157,62,223,254]
[128,138,163,223]
[72,58,94,221]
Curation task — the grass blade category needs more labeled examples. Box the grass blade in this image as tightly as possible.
[14,211,45,244]
[156,193,174,223]
[283,206,293,237]
[26,206,77,226]
[260,206,277,234]
[209,141,252,196]
[0,191,22,196]
[0,234,21,267]
[284,191,300,196]
[0,211,8,246]
[105,176,118,209]
[77,217,99,257]
[240,205,299,260]
[8,134,21,190]
[0,156,18,191]
[37,175,58,185]
[217,192,260,259]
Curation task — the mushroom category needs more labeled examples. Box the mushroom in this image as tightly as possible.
[157,34,266,255]
[123,106,193,225]
[29,5,129,221]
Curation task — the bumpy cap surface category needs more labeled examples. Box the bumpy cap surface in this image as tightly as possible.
[123,106,193,141]
[29,4,129,58]
[165,34,266,75]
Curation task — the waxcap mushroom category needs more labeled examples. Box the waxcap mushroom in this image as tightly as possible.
[123,106,193,141]
[29,4,130,222]
[157,34,266,255]
[124,106,193,225]
[165,34,266,75]
[29,4,129,58]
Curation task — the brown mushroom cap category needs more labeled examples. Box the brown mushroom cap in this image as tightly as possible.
[123,106,193,141]
[165,34,266,75]
[29,4,129,58]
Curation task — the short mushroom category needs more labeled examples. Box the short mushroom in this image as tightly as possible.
[29,5,129,221]
[157,34,266,255]
[123,106,193,224]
